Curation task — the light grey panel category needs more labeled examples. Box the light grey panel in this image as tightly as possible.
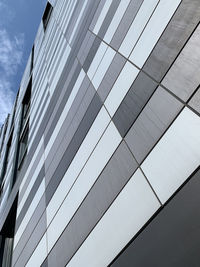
[189,88,200,114]
[113,71,158,137]
[143,0,200,82]
[12,195,46,267]
[47,141,138,267]
[13,212,46,267]
[97,53,126,102]
[110,0,144,50]
[125,87,183,163]
[162,24,200,101]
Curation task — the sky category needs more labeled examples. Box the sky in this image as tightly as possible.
[0,0,47,126]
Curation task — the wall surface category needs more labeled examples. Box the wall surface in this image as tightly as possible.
[0,0,200,266]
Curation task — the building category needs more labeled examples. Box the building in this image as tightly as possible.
[0,0,200,266]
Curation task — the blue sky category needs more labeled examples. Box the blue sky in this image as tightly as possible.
[0,0,47,125]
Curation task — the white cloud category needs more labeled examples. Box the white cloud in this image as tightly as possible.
[0,78,14,125]
[0,28,24,125]
[0,29,24,75]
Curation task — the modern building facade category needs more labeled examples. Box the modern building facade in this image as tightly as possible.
[0,0,200,266]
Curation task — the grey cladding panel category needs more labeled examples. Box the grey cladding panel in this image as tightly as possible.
[162,24,200,101]
[98,53,126,102]
[82,37,101,73]
[189,88,200,114]
[15,166,45,232]
[45,92,102,205]
[89,0,107,31]
[143,0,200,82]
[12,195,46,267]
[13,213,47,267]
[44,62,81,146]
[18,140,44,204]
[45,82,96,186]
[44,75,90,177]
[77,31,95,66]
[113,71,158,137]
[64,1,84,42]
[111,168,200,267]
[110,0,144,50]
[47,141,138,267]
[125,87,183,164]
[97,0,120,39]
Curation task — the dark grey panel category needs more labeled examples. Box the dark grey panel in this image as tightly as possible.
[110,0,144,50]
[89,0,107,31]
[12,195,46,267]
[97,0,120,39]
[15,167,45,232]
[189,88,200,114]
[47,141,138,267]
[45,81,95,186]
[45,92,102,205]
[113,71,158,137]
[82,36,101,73]
[18,140,44,204]
[13,212,46,267]
[162,25,200,101]
[143,0,200,82]
[125,87,183,164]
[77,31,95,66]
[97,53,126,102]
[110,167,200,267]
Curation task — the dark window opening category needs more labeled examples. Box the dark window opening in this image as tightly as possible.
[30,46,34,75]
[0,197,18,267]
[17,77,31,170]
[18,123,29,169]
[0,130,13,186]
[21,77,31,130]
[42,2,53,31]
[0,116,9,159]
[10,91,19,133]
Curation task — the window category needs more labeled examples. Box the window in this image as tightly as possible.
[0,197,18,267]
[0,130,13,186]
[30,46,34,75]
[18,123,29,168]
[42,2,53,31]
[21,78,31,129]
[18,77,31,169]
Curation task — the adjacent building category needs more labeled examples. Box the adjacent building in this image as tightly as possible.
[0,0,200,266]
